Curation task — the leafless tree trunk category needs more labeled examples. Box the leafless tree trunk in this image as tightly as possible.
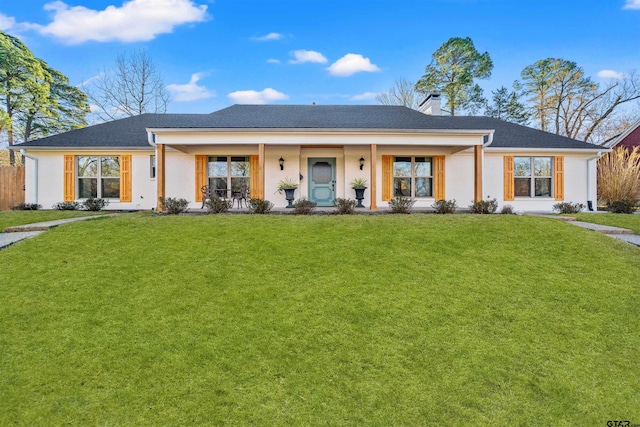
[87,49,169,122]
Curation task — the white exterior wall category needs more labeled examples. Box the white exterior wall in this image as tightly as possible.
[24,132,599,212]
[24,150,156,210]
[484,151,594,212]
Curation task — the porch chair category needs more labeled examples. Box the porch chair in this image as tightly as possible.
[232,184,249,209]
[200,185,211,209]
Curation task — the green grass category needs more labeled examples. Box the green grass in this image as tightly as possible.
[0,210,106,231]
[1,214,638,425]
[572,212,640,234]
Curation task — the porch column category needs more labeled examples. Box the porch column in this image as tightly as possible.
[156,143,166,211]
[474,145,483,202]
[258,143,265,199]
[370,144,377,210]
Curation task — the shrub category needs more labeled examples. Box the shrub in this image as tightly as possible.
[608,199,637,214]
[82,198,109,211]
[53,201,80,210]
[431,199,457,214]
[160,197,189,215]
[598,146,640,206]
[205,196,233,214]
[389,196,415,214]
[553,202,585,214]
[469,198,498,214]
[500,204,515,215]
[248,198,274,214]
[334,198,357,215]
[11,202,41,211]
[293,198,317,215]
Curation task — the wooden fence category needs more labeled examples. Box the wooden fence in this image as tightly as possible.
[0,166,25,210]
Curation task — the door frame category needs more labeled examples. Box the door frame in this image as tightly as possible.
[307,157,336,206]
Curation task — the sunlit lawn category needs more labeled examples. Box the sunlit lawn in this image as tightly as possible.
[0,210,105,231]
[0,214,638,425]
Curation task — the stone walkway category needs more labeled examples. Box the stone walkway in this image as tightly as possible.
[0,215,112,250]
[539,215,640,247]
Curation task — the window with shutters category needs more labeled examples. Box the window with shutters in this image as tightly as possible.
[207,156,250,197]
[514,157,552,197]
[77,156,120,199]
[393,156,433,197]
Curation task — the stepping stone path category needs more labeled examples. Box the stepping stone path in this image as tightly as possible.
[0,215,114,250]
[539,215,640,247]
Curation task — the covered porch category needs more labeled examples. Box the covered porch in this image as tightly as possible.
[148,130,492,211]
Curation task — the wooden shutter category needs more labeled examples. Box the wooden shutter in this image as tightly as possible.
[195,155,208,202]
[554,156,564,201]
[249,155,261,199]
[119,155,132,202]
[434,156,445,200]
[63,155,75,202]
[382,155,393,201]
[504,156,514,201]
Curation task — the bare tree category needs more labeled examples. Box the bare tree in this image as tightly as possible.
[519,58,640,143]
[377,77,421,110]
[87,49,169,122]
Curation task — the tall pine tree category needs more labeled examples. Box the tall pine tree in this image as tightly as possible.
[485,86,529,125]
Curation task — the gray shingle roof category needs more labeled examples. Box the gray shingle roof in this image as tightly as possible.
[16,105,600,150]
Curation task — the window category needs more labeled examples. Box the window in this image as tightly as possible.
[514,157,552,197]
[393,156,432,197]
[77,156,120,199]
[207,156,250,197]
[150,155,156,178]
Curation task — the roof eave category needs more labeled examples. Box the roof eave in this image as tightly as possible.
[146,127,496,135]
[12,145,153,151]
[486,147,610,153]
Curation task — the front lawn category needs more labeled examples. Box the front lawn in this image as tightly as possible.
[0,214,638,425]
[572,212,640,234]
[0,210,106,231]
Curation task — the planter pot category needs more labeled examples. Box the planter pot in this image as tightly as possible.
[353,187,367,208]
[283,187,296,208]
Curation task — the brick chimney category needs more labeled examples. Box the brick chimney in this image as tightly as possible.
[418,94,441,115]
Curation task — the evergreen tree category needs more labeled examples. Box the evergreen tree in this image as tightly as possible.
[415,37,493,116]
[0,31,89,164]
[485,86,530,125]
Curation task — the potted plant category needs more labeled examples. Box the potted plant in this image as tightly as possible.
[350,177,368,208]
[277,177,299,208]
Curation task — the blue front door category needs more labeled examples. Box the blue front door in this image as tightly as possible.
[308,158,336,206]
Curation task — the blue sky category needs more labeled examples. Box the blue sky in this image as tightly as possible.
[1,0,640,114]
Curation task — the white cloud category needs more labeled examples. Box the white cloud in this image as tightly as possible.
[33,0,208,44]
[267,58,281,64]
[289,50,328,64]
[350,92,379,101]
[597,69,627,79]
[623,0,640,9]
[227,88,288,104]
[0,13,16,30]
[251,32,283,41]
[166,73,215,102]
[327,53,380,77]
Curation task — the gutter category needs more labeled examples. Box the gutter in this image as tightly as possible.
[483,131,495,147]
[147,130,156,147]
[145,127,497,136]
[19,149,38,205]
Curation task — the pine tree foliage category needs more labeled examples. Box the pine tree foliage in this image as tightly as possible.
[415,37,493,116]
[485,86,530,124]
[0,31,89,165]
